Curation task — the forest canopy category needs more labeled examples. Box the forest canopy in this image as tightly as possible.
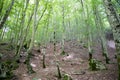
[1,0,118,43]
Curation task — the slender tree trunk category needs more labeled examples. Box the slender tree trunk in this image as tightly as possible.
[0,0,4,15]
[92,0,110,63]
[16,0,30,56]
[53,27,62,79]
[35,2,47,31]
[0,0,15,29]
[61,4,65,54]
[103,0,120,79]
[26,0,38,74]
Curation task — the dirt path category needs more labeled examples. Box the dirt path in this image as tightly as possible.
[14,41,118,80]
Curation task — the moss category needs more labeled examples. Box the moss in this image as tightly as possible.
[26,52,35,74]
[83,44,88,48]
[0,60,19,79]
[60,50,68,56]
[62,74,72,80]
[89,59,107,71]
[89,59,97,71]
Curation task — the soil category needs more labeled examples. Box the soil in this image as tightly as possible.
[0,40,118,80]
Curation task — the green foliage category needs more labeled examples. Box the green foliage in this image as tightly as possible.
[0,0,119,79]
[0,53,3,59]
[32,78,41,80]
[60,50,68,56]
[62,74,72,80]
[89,59,107,71]
[0,60,18,79]
[0,0,110,44]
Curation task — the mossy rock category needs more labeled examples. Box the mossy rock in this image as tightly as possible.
[89,59,107,71]
[60,51,68,56]
[62,74,72,80]
[82,43,88,48]
[0,60,19,79]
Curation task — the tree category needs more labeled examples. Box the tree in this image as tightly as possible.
[0,0,15,29]
[92,0,110,63]
[103,0,120,79]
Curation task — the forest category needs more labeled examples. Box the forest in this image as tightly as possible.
[0,0,120,80]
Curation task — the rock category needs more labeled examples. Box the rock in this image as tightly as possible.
[30,63,36,67]
[63,54,74,60]
[72,71,86,75]
[107,40,115,49]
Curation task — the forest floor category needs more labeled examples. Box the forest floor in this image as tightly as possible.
[1,40,118,80]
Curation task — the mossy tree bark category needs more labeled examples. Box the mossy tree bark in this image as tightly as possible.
[103,0,120,79]
[15,0,30,56]
[53,28,62,79]
[61,3,66,55]
[25,0,39,74]
[80,0,94,70]
[0,0,15,29]
[92,0,109,63]
[0,0,4,15]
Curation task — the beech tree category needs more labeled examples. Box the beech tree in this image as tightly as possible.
[103,0,120,79]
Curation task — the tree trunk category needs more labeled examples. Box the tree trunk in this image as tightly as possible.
[103,0,120,79]
[92,0,110,63]
[0,0,15,29]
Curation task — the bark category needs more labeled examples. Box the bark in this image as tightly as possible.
[61,4,65,53]
[116,0,120,5]
[92,0,109,63]
[0,0,4,14]
[25,0,38,74]
[35,2,47,31]
[103,0,120,79]
[0,0,15,29]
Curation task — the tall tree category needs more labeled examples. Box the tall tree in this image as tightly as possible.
[92,0,110,63]
[103,0,120,79]
[0,0,15,29]
[25,0,39,74]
